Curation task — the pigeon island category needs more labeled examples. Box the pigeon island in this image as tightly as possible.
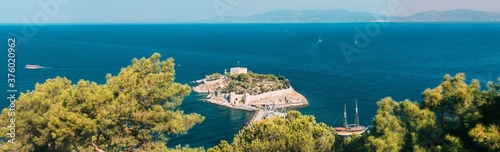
[192,67,308,113]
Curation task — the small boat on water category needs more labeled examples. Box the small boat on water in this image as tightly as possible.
[25,64,43,69]
[318,37,323,43]
[335,100,368,136]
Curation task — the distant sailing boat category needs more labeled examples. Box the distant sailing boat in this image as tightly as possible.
[335,100,368,136]
[318,37,323,43]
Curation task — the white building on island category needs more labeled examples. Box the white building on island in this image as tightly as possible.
[230,67,247,75]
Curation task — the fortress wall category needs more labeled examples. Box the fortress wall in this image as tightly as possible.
[243,87,294,103]
[230,92,245,104]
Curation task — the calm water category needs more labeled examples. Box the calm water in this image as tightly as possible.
[1,23,499,148]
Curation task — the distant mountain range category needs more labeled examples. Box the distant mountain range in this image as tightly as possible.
[199,9,500,23]
[396,9,500,22]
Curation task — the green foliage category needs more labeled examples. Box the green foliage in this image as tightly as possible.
[365,97,407,152]
[365,73,500,152]
[422,73,481,129]
[420,73,500,151]
[333,134,367,152]
[207,140,233,152]
[0,53,204,151]
[211,73,500,152]
[469,124,500,151]
[209,111,335,152]
[221,72,291,95]
[237,73,252,82]
[212,73,500,152]
[206,73,223,81]
[438,134,467,152]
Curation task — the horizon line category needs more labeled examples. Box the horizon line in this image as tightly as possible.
[1,21,500,25]
[2,8,500,25]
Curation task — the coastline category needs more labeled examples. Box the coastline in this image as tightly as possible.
[201,96,309,127]
[194,80,309,124]
[200,94,309,111]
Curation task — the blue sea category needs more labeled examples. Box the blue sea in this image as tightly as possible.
[1,23,499,148]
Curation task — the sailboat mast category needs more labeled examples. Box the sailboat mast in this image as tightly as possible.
[343,103,348,129]
[355,100,360,127]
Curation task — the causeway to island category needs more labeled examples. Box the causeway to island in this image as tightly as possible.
[192,67,308,123]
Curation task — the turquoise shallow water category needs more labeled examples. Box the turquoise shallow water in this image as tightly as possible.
[1,23,499,148]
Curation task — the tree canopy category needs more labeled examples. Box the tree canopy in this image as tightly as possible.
[0,53,204,151]
[210,73,500,152]
[222,71,291,95]
[205,73,223,81]
[208,111,336,152]
[365,73,500,152]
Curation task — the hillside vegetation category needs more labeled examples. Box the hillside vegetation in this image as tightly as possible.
[216,71,291,95]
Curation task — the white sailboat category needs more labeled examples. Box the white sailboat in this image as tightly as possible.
[318,37,323,43]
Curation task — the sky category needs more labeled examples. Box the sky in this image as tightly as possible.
[1,0,500,23]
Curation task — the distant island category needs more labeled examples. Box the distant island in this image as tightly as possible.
[197,9,500,23]
[193,67,308,112]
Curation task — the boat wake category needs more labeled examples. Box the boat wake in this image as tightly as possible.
[25,64,50,70]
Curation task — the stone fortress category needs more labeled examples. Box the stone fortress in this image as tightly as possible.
[193,67,308,111]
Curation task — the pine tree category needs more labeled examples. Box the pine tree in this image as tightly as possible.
[0,53,204,151]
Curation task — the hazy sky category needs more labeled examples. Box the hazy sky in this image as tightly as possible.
[1,0,499,23]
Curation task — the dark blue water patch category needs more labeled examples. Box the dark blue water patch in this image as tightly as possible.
[0,23,499,148]
[167,95,253,148]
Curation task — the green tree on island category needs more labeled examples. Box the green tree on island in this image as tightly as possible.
[0,53,204,151]
[219,72,291,95]
[205,73,223,81]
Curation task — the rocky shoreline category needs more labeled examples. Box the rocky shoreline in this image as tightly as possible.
[193,78,308,110]
[192,68,309,124]
[199,94,308,112]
